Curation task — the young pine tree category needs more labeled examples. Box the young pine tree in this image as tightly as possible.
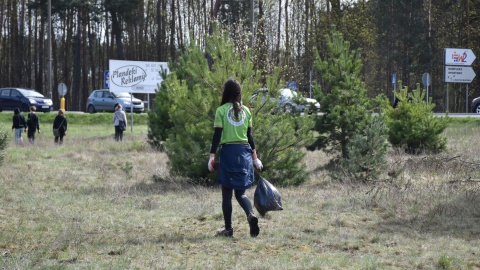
[311,31,388,182]
[311,31,381,159]
[148,28,316,186]
[384,82,448,154]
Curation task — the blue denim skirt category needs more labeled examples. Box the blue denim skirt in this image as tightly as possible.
[218,143,254,190]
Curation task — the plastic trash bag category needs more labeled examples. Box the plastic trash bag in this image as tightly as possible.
[254,176,283,217]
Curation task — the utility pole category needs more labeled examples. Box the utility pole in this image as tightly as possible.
[47,0,52,99]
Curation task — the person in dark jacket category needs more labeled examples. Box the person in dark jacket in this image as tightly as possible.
[12,108,27,144]
[26,106,41,143]
[52,109,68,145]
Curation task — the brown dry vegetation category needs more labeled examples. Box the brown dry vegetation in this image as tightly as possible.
[0,120,479,269]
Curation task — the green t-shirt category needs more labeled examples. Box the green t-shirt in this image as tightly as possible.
[214,102,252,144]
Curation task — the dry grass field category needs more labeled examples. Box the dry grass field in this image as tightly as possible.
[0,117,479,269]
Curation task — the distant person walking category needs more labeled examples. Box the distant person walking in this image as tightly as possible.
[113,104,127,142]
[208,79,263,238]
[52,109,68,145]
[12,108,27,145]
[26,106,40,143]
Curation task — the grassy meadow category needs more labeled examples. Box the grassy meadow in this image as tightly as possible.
[0,112,479,269]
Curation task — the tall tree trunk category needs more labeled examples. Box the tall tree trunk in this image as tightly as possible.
[156,0,165,60]
[36,15,45,93]
[177,0,183,51]
[111,11,125,59]
[82,10,89,112]
[52,23,59,105]
[88,19,96,91]
[64,9,73,102]
[284,0,290,67]
[276,0,282,65]
[210,0,222,34]
[73,13,82,111]
[10,0,18,86]
[26,7,32,86]
[16,0,25,86]
[169,0,176,61]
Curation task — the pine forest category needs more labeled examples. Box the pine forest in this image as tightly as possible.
[1,0,479,113]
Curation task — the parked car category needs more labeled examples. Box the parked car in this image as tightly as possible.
[0,87,53,112]
[86,89,144,113]
[472,97,480,113]
[251,88,320,114]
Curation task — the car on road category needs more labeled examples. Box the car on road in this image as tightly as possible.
[472,97,480,113]
[0,87,53,112]
[251,88,320,114]
[86,89,144,113]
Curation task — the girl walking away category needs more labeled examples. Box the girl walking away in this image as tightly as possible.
[12,108,27,145]
[113,104,127,142]
[26,106,41,143]
[52,109,68,145]
[208,79,264,238]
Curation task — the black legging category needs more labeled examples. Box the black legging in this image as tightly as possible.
[221,186,254,230]
[115,126,124,141]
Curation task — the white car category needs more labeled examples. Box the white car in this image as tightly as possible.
[252,88,320,114]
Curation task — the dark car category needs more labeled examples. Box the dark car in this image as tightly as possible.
[0,87,53,112]
[472,97,480,113]
[86,89,144,113]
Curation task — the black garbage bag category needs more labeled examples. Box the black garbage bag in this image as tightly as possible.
[254,176,283,217]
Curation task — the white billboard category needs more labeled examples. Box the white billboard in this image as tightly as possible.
[109,60,169,94]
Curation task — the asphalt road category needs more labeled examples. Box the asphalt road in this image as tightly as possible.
[1,111,479,117]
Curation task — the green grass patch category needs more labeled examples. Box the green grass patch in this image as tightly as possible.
[0,115,479,269]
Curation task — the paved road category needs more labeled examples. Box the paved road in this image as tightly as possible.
[434,113,480,118]
[1,111,479,117]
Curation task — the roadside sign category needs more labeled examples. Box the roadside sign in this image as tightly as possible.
[444,66,476,83]
[104,70,109,88]
[392,73,396,84]
[422,73,431,86]
[57,83,67,96]
[444,48,476,66]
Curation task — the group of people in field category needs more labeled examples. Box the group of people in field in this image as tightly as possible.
[11,106,68,145]
[11,104,128,145]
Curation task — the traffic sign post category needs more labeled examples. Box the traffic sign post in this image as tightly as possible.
[422,73,431,104]
[57,83,67,111]
[444,48,476,113]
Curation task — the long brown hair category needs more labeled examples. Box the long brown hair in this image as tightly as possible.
[220,79,242,120]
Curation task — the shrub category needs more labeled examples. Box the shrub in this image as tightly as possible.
[339,116,389,182]
[384,82,448,154]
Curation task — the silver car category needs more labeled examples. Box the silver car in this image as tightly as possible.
[86,89,144,113]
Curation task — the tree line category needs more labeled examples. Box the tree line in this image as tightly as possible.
[1,0,479,112]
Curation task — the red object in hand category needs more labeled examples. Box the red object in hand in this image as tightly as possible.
[24,129,27,133]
